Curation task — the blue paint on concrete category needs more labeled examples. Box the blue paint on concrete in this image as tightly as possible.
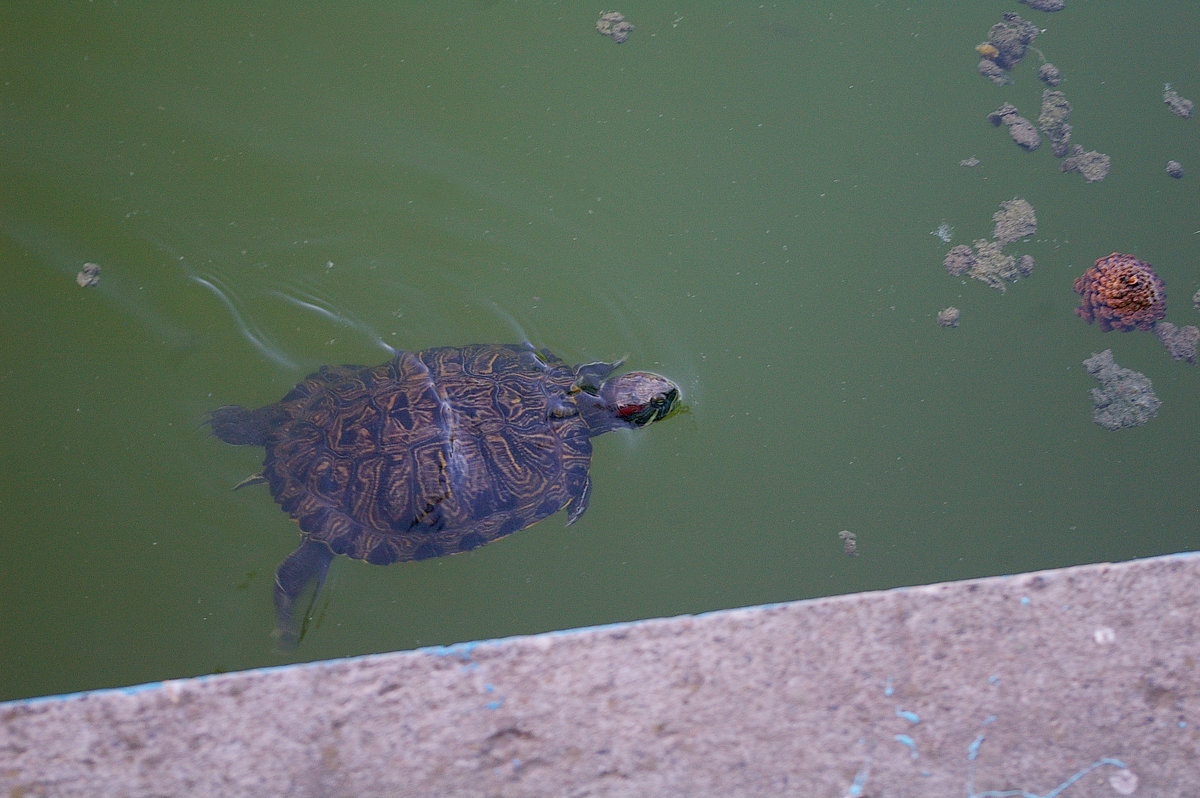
[966,756,1127,798]
[845,739,871,796]
[894,734,919,759]
[965,713,1127,798]
[847,767,869,797]
[430,640,482,661]
[967,717,997,761]
[482,682,503,709]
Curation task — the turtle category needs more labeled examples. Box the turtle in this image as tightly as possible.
[208,342,681,645]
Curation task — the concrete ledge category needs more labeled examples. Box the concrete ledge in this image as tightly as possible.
[3,554,1198,797]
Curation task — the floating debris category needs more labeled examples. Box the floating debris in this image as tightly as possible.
[975,13,1039,85]
[988,102,1041,151]
[978,58,1010,87]
[992,197,1038,245]
[1154,322,1199,364]
[76,262,101,288]
[1163,85,1194,119]
[1038,89,1073,157]
[1060,144,1110,183]
[962,242,1032,292]
[984,12,1039,70]
[838,529,858,557]
[942,199,1036,291]
[1038,63,1062,87]
[937,307,961,328]
[1083,350,1160,430]
[972,16,1121,189]
[596,11,634,43]
[1073,253,1166,332]
[1019,0,1065,11]
[1166,160,1184,179]
[931,221,954,243]
[959,156,980,167]
[968,239,1021,292]
[975,42,1000,60]
[944,244,974,277]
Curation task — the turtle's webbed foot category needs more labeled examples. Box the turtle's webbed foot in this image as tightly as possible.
[272,538,334,650]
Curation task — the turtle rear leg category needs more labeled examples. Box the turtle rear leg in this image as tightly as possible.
[273,538,334,649]
[207,404,287,446]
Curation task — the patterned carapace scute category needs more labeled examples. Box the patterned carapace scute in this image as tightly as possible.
[263,344,593,565]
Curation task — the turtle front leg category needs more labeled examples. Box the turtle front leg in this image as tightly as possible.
[273,538,334,649]
[565,474,592,526]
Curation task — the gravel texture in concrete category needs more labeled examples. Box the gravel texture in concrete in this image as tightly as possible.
[2,553,1198,797]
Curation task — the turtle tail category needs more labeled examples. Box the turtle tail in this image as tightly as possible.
[206,404,287,446]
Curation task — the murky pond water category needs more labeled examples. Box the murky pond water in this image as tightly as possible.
[2,2,1197,701]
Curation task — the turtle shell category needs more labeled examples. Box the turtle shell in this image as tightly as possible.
[259,344,593,565]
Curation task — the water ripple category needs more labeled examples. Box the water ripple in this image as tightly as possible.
[268,286,396,357]
[188,272,299,371]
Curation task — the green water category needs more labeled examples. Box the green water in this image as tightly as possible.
[2,3,1197,701]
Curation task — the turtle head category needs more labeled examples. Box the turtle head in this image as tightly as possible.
[599,371,681,428]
